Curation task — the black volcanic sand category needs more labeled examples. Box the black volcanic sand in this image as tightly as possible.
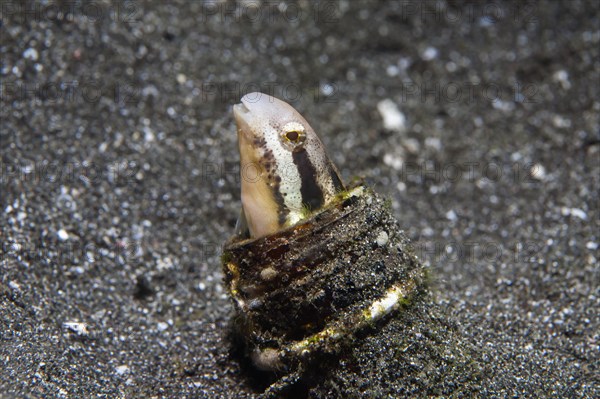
[1,1,598,398]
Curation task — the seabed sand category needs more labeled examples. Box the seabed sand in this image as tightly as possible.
[1,1,598,397]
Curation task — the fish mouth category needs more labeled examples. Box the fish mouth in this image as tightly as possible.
[233,102,255,141]
[233,101,250,120]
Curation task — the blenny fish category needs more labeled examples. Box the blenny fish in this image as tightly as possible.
[222,93,428,397]
[233,92,344,238]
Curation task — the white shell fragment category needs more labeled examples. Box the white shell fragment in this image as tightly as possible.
[377,99,407,132]
[376,231,389,247]
[63,321,89,336]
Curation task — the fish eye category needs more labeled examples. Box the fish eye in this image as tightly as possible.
[285,131,300,142]
[281,122,306,146]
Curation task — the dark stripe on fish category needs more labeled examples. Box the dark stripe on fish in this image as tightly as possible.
[292,149,324,211]
[327,162,345,192]
[259,149,288,226]
[274,182,288,226]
